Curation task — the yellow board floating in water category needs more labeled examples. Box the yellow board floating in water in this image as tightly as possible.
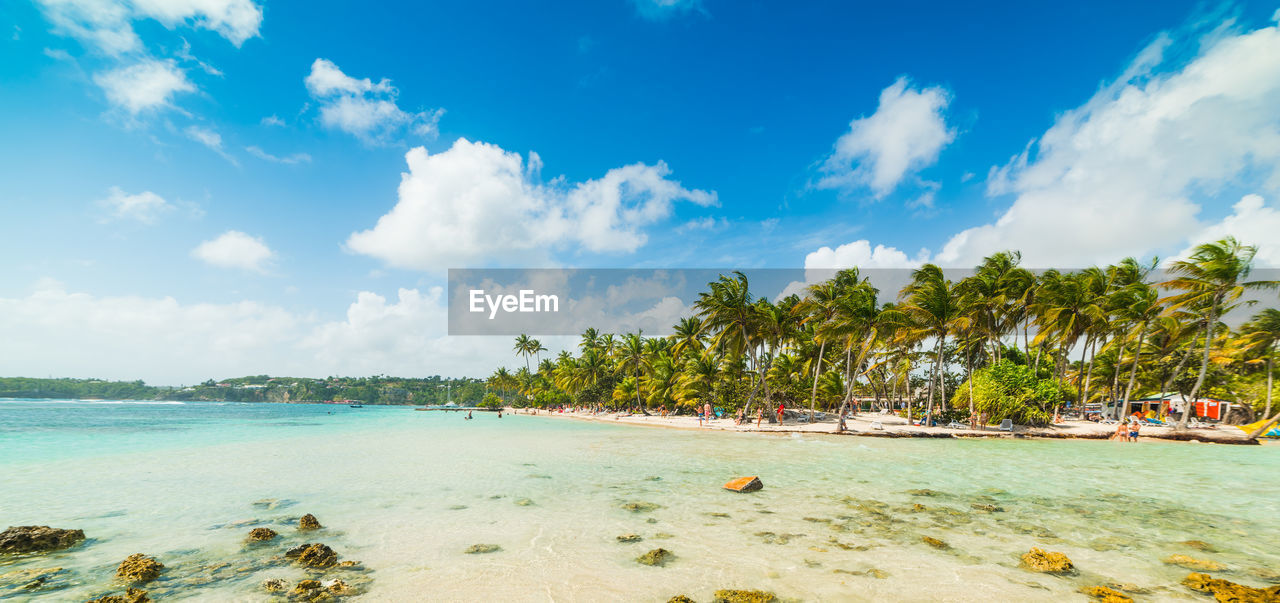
[1237,419,1280,438]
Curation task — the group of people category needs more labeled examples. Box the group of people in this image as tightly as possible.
[1112,414,1143,441]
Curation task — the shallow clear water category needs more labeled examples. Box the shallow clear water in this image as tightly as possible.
[2,399,1278,601]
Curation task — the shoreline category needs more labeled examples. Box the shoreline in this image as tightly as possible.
[517,407,1262,445]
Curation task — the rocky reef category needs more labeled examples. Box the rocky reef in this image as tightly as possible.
[298,514,323,531]
[712,589,777,602]
[1164,554,1227,571]
[245,527,278,542]
[1182,572,1280,601]
[464,544,501,554]
[636,548,673,566]
[921,536,950,550]
[616,533,643,543]
[1020,548,1074,574]
[1082,586,1132,602]
[87,588,150,603]
[0,525,85,554]
[0,566,71,597]
[116,554,164,583]
[622,502,661,513]
[285,543,339,568]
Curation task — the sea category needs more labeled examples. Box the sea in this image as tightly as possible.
[1,398,1278,601]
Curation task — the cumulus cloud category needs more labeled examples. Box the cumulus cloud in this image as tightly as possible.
[99,186,170,223]
[35,0,262,55]
[305,58,443,143]
[936,21,1280,267]
[807,18,1280,272]
[1178,194,1280,266]
[818,77,955,198]
[346,138,717,269]
[192,230,274,272]
[184,124,238,163]
[0,280,569,384]
[93,58,193,114]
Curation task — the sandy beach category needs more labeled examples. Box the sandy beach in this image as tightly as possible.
[523,407,1260,444]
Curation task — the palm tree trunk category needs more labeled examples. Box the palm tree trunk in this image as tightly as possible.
[1121,322,1148,420]
[1181,302,1219,429]
[809,340,826,422]
[1077,335,1092,406]
[1265,345,1275,418]
[926,337,943,421]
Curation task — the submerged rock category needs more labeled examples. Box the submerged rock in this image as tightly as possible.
[246,527,278,542]
[0,566,70,595]
[616,534,643,543]
[116,554,164,583]
[754,532,803,545]
[1165,554,1227,571]
[911,504,927,512]
[0,526,85,554]
[922,536,950,550]
[1180,540,1217,552]
[288,543,338,568]
[833,568,888,579]
[1020,548,1074,574]
[262,578,288,592]
[668,596,695,603]
[290,579,324,598]
[326,578,356,595]
[970,503,1004,513]
[464,544,501,554]
[514,498,534,506]
[87,588,149,603]
[906,489,938,497]
[299,514,323,531]
[723,476,763,493]
[622,502,661,513]
[1182,572,1280,601]
[712,589,777,602]
[1082,586,1132,602]
[636,548,673,566]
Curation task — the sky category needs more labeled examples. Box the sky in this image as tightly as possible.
[2,0,1280,385]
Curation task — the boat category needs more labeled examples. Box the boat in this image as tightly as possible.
[349,404,363,408]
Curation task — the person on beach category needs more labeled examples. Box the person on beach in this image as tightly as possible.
[1128,416,1141,442]
[756,406,763,428]
[735,407,744,425]
[704,403,713,425]
[1112,420,1127,441]
[776,402,785,424]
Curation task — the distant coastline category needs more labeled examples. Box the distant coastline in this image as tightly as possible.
[0,376,483,406]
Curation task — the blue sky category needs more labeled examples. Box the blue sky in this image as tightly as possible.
[3,1,1280,383]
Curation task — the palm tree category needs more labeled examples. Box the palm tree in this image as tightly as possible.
[1163,237,1279,428]
[1112,281,1162,419]
[899,264,969,421]
[694,272,760,411]
[514,334,536,372]
[799,280,843,422]
[618,331,648,411]
[1240,308,1280,418]
[670,316,707,360]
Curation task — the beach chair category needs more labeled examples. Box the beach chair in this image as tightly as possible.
[998,419,1013,432]
[946,421,968,430]
[1143,417,1166,426]
[870,421,884,430]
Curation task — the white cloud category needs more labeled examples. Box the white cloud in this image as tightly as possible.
[0,280,568,384]
[184,124,238,163]
[807,19,1280,272]
[260,114,285,127]
[305,58,443,143]
[245,145,311,164]
[99,186,170,223]
[1179,194,1280,267]
[674,216,728,233]
[818,77,955,198]
[93,58,193,114]
[936,21,1280,267]
[804,240,929,270]
[192,230,274,272]
[346,138,717,269]
[35,0,262,55]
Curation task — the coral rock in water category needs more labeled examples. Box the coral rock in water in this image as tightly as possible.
[1164,554,1227,572]
[922,536,950,550]
[622,502,661,513]
[1020,548,1074,574]
[636,548,674,566]
[668,596,695,603]
[712,589,778,603]
[1082,586,1133,602]
[464,544,501,554]
[246,527,278,542]
[1182,572,1280,601]
[299,514,322,531]
[0,526,85,554]
[116,554,164,583]
[294,544,339,568]
[262,578,288,592]
[87,588,149,603]
[617,534,643,543]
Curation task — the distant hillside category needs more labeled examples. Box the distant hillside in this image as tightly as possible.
[0,375,485,406]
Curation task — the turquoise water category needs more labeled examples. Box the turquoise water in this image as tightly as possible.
[2,399,1279,601]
